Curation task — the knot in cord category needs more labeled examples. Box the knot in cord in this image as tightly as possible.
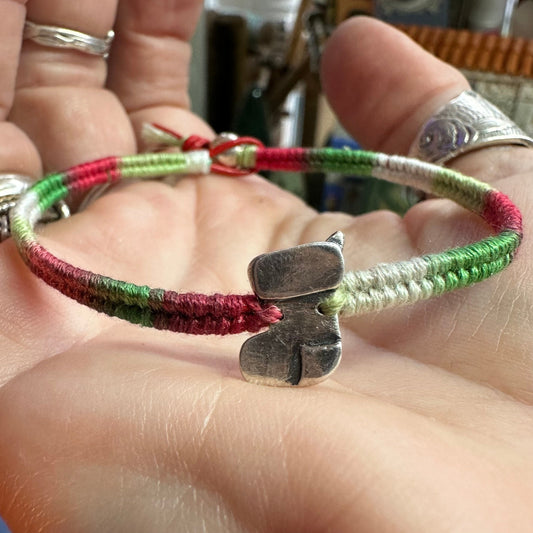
[143,124,263,177]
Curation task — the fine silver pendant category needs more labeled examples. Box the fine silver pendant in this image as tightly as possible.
[240,232,344,387]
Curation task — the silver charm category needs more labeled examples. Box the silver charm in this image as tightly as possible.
[0,174,70,242]
[240,232,344,387]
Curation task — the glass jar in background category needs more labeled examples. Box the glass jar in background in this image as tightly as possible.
[205,0,301,29]
[511,0,533,38]
[467,0,506,33]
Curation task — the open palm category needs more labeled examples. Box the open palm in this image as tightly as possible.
[1,3,532,532]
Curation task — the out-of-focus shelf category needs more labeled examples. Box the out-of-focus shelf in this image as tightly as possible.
[397,24,533,135]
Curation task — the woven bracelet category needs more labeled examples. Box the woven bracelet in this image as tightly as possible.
[9,128,523,386]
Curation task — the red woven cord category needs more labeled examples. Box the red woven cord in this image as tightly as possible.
[65,156,121,194]
[23,242,282,335]
[254,147,308,172]
[483,190,523,236]
[153,295,282,335]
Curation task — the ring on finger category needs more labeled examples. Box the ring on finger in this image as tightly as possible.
[410,90,533,165]
[23,20,114,59]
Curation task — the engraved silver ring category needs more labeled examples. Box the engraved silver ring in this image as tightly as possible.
[410,90,533,165]
[23,20,115,59]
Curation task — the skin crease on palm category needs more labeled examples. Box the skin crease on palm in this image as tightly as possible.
[0,0,533,530]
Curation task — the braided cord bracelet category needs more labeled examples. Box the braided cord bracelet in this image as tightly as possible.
[9,133,522,386]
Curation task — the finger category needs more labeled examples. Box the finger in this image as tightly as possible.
[0,1,41,176]
[108,0,203,111]
[321,17,468,155]
[0,0,25,120]
[0,237,108,388]
[0,0,130,385]
[18,0,115,88]
[321,17,533,181]
[107,0,211,141]
[2,348,532,531]
[322,17,533,401]
[9,0,136,170]
[0,123,41,177]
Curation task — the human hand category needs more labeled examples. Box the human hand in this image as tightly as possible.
[1,6,533,532]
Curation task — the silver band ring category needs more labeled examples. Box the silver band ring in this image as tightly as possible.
[410,90,533,164]
[23,20,114,59]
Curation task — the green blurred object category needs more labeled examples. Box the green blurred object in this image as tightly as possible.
[360,179,422,215]
[233,85,271,146]
[322,174,422,216]
[233,85,308,198]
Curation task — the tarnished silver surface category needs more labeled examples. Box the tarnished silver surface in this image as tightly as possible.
[48,201,71,222]
[210,133,241,168]
[0,174,32,198]
[0,175,32,243]
[240,232,344,387]
[0,215,10,242]
[77,183,112,212]
[410,90,533,164]
[24,21,115,59]
[0,174,70,242]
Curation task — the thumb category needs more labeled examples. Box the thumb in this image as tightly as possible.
[321,17,468,155]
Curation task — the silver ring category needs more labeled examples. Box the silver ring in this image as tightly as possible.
[410,90,533,164]
[0,174,70,243]
[23,20,114,59]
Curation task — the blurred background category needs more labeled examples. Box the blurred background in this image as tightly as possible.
[201,0,533,215]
